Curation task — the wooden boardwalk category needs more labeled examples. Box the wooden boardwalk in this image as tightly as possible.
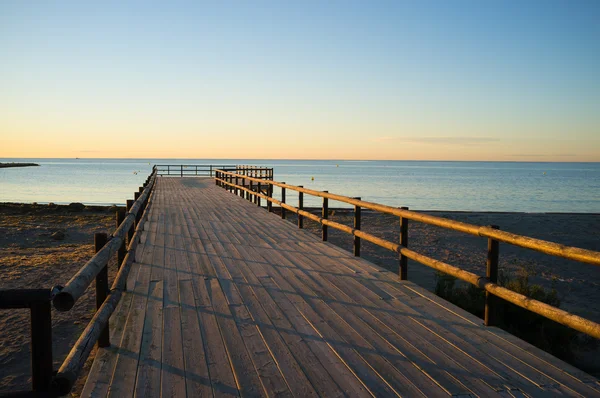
[83,178,600,397]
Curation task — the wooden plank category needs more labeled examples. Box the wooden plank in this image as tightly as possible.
[203,239,294,397]
[104,261,152,397]
[186,252,240,396]
[161,247,186,397]
[133,246,165,398]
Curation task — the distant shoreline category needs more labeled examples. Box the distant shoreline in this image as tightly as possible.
[0,162,39,168]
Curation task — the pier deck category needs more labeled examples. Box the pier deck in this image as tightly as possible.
[83,177,600,397]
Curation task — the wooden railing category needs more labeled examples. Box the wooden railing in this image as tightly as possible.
[0,171,156,397]
[215,169,600,340]
[155,164,237,177]
[155,164,274,179]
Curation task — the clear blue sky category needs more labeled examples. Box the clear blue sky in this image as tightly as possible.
[1,1,599,160]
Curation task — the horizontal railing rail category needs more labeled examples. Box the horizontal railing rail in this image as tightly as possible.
[215,169,600,340]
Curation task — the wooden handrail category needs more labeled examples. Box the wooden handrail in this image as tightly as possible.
[216,169,600,266]
[52,175,156,395]
[215,169,600,339]
[53,172,156,311]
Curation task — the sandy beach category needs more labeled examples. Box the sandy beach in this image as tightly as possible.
[0,203,117,395]
[1,203,599,393]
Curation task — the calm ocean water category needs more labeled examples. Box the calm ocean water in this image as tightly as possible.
[1,158,598,213]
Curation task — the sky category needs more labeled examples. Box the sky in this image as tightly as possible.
[1,1,599,161]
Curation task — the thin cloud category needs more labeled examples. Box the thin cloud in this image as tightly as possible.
[372,136,500,145]
[509,153,576,157]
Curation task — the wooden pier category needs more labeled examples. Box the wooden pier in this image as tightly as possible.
[81,177,599,397]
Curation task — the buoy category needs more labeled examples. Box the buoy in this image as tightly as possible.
[311,176,315,181]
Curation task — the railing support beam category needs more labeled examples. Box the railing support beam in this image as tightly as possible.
[485,225,500,326]
[281,184,286,219]
[399,206,408,280]
[94,233,110,348]
[322,191,329,241]
[298,186,304,228]
[30,301,53,392]
[354,197,361,256]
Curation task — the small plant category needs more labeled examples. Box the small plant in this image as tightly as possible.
[434,265,592,362]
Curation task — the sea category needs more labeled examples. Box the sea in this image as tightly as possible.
[1,158,598,213]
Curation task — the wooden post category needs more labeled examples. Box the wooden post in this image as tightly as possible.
[180,165,183,177]
[485,225,500,326]
[95,233,110,347]
[126,200,134,243]
[116,209,126,267]
[210,165,213,177]
[235,175,239,195]
[298,186,304,228]
[167,165,170,175]
[30,301,53,392]
[281,184,286,219]
[322,191,329,241]
[267,184,273,212]
[249,180,253,202]
[399,206,409,280]
[257,183,261,206]
[354,197,361,256]
[134,190,142,227]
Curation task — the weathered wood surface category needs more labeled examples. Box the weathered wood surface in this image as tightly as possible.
[83,177,600,397]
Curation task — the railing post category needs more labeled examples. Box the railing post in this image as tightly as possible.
[235,174,239,195]
[485,225,500,326]
[257,183,261,207]
[167,165,170,175]
[399,206,409,280]
[298,186,304,228]
[181,165,183,177]
[354,197,361,256]
[134,190,142,227]
[126,199,134,244]
[95,232,110,347]
[116,208,126,267]
[322,191,329,241]
[267,184,273,212]
[210,165,213,177]
[281,183,286,219]
[30,300,53,392]
[249,179,253,202]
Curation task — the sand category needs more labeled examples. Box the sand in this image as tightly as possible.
[1,203,599,393]
[0,203,117,395]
